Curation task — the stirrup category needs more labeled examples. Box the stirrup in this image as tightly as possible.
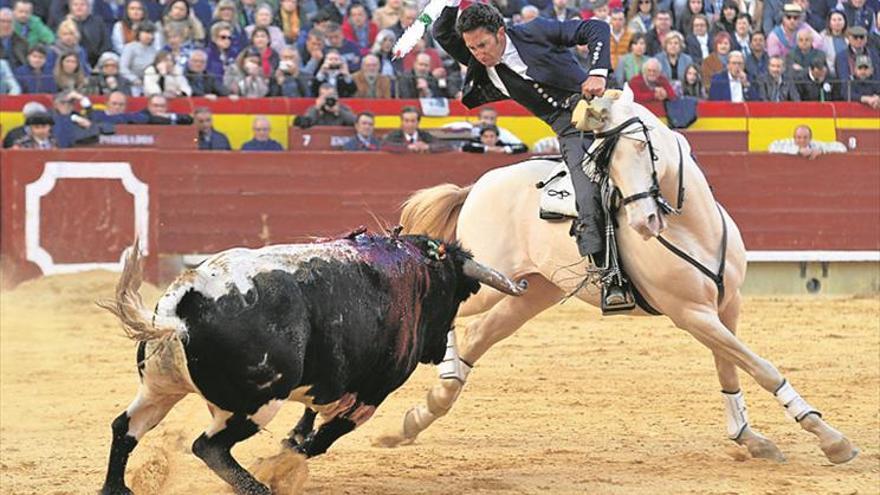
[601,282,635,314]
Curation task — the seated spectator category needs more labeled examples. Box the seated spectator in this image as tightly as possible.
[756,55,801,101]
[353,53,390,98]
[239,0,260,28]
[225,47,269,97]
[269,45,310,96]
[12,111,57,149]
[518,4,540,24]
[684,14,711,64]
[300,29,326,74]
[50,90,96,148]
[0,58,20,92]
[836,26,880,82]
[842,0,875,32]
[381,106,435,153]
[194,107,231,150]
[68,0,111,67]
[14,44,56,92]
[399,52,455,98]
[311,49,356,96]
[768,124,846,158]
[709,50,760,101]
[586,0,611,24]
[702,32,732,89]
[785,28,824,77]
[462,125,528,155]
[655,31,692,88]
[614,33,647,85]
[846,55,880,107]
[323,21,361,71]
[609,9,633,68]
[185,48,228,96]
[47,18,90,74]
[630,58,677,102]
[745,31,770,79]
[475,106,523,143]
[3,100,47,147]
[542,0,580,21]
[247,26,280,79]
[798,0,826,32]
[711,1,738,38]
[245,3,286,53]
[370,28,400,77]
[767,3,823,59]
[0,7,28,67]
[399,37,444,73]
[342,3,376,55]
[871,11,880,51]
[627,0,655,34]
[54,50,87,92]
[317,0,348,25]
[143,50,192,96]
[205,21,239,80]
[681,62,705,98]
[89,90,138,124]
[372,0,402,30]
[731,13,753,55]
[645,10,673,55]
[276,0,304,45]
[86,51,131,95]
[136,94,194,124]
[212,0,247,51]
[120,20,157,93]
[163,0,205,45]
[161,21,195,71]
[821,10,848,76]
[299,83,356,126]
[342,111,380,151]
[796,57,839,100]
[677,0,704,36]
[112,0,162,54]
[11,0,54,49]
[242,115,283,151]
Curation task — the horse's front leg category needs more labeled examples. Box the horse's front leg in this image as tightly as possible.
[715,292,785,461]
[374,274,563,447]
[672,305,858,464]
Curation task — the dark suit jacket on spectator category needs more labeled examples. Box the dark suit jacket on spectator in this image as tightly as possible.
[842,1,876,32]
[0,32,28,68]
[795,76,840,101]
[756,74,801,101]
[198,129,232,150]
[89,110,145,124]
[342,134,381,151]
[746,51,770,80]
[397,72,457,99]
[186,70,230,96]
[685,33,711,64]
[845,78,880,101]
[2,125,27,148]
[835,46,880,82]
[241,138,283,151]
[708,72,761,101]
[134,109,195,125]
[645,28,666,57]
[74,14,112,66]
[269,73,312,97]
[13,64,57,93]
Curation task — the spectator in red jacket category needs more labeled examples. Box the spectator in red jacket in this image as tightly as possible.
[629,57,678,103]
[342,3,377,55]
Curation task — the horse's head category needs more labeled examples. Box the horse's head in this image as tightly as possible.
[580,89,674,240]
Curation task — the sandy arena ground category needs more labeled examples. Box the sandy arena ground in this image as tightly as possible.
[1,270,878,494]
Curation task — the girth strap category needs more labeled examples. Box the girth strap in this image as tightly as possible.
[656,203,728,304]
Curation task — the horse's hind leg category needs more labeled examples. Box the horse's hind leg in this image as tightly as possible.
[101,385,186,495]
[715,293,785,461]
[673,306,858,464]
[375,273,563,447]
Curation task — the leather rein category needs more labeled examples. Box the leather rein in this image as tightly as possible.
[588,116,729,306]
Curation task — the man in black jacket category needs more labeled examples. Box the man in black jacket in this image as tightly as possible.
[796,57,840,101]
[68,0,110,66]
[186,49,230,97]
[0,7,28,67]
[756,55,801,101]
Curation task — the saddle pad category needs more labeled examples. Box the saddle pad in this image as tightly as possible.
[539,161,578,219]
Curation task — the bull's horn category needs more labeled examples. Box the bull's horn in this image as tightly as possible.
[462,259,528,296]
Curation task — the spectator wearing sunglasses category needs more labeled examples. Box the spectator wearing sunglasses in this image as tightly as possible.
[767,3,823,58]
[836,25,880,81]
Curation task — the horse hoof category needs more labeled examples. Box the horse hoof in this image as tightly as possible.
[821,436,859,464]
[745,437,786,463]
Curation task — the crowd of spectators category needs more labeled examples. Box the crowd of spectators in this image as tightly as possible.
[1,0,878,149]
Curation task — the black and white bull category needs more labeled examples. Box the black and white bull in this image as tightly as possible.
[98,230,526,495]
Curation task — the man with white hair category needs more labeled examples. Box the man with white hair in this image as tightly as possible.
[3,100,46,147]
[709,50,760,101]
[241,115,284,151]
[518,5,540,24]
[629,57,677,103]
[0,7,28,67]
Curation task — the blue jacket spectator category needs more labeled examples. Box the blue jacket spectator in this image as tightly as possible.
[194,108,232,150]
[835,26,880,80]
[242,115,283,151]
[708,52,761,101]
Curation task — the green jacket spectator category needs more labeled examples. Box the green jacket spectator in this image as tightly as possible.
[12,0,54,47]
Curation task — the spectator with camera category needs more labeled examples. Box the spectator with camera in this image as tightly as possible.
[242,115,283,151]
[342,111,381,151]
[86,51,132,95]
[323,21,361,71]
[269,45,310,96]
[398,52,456,98]
[143,50,191,96]
[311,48,356,96]
[299,83,356,126]
[225,47,269,96]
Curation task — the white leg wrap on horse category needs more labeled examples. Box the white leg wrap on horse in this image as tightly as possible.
[774,379,821,422]
[437,330,472,383]
[722,390,749,440]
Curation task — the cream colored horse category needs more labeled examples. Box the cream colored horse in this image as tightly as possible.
[377,91,858,464]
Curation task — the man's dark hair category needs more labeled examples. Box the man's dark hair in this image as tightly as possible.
[357,111,375,122]
[749,30,765,42]
[456,3,504,36]
[400,105,421,120]
[480,125,499,136]
[193,106,211,117]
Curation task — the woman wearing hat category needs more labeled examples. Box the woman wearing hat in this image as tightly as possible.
[86,51,133,94]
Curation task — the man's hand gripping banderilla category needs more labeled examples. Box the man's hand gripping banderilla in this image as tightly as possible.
[581,75,607,100]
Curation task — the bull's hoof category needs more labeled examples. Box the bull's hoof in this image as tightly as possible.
[821,436,859,464]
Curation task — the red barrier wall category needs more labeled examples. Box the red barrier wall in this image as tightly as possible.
[1,149,878,288]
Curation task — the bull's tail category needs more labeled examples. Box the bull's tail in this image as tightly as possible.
[400,184,472,242]
[97,239,176,343]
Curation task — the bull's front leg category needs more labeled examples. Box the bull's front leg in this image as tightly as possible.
[293,402,377,458]
[283,407,317,449]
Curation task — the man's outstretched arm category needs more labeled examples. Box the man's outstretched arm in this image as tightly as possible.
[433,3,472,67]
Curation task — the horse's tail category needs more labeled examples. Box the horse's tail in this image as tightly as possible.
[400,183,472,242]
[96,239,177,343]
